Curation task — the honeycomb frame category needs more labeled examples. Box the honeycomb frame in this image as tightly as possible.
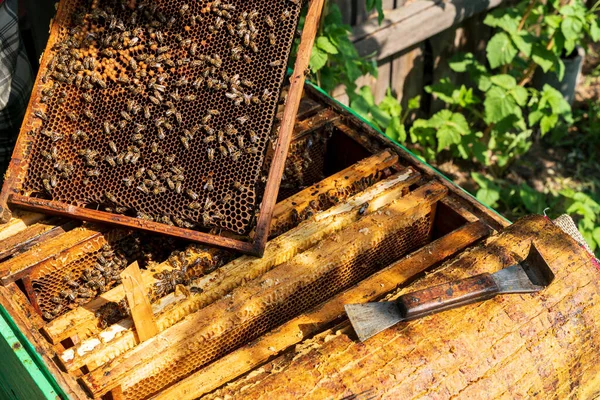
[0,0,318,256]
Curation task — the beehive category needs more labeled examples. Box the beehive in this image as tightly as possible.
[1,84,596,400]
[0,0,321,255]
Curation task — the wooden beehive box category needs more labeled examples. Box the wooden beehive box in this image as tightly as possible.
[0,82,599,400]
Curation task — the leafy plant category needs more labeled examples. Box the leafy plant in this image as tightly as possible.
[295,1,381,96]
[559,188,600,252]
[349,86,420,143]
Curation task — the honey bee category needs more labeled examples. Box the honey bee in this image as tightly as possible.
[201,211,213,225]
[175,181,183,194]
[265,15,274,27]
[219,145,228,157]
[42,178,53,192]
[135,167,146,179]
[204,177,215,192]
[269,33,276,46]
[149,96,161,105]
[144,106,151,119]
[34,109,48,121]
[86,169,100,177]
[180,136,190,150]
[137,183,150,194]
[237,115,249,125]
[183,94,197,102]
[186,189,198,201]
[165,154,175,164]
[105,156,116,167]
[250,42,259,53]
[221,193,233,204]
[175,112,183,125]
[207,147,215,161]
[82,92,93,103]
[157,127,166,140]
[270,60,282,67]
[246,146,259,155]
[103,121,112,135]
[281,10,291,20]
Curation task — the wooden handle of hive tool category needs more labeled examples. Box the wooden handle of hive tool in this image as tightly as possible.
[397,273,500,321]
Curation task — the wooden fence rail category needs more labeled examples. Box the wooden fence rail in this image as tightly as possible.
[332,0,503,109]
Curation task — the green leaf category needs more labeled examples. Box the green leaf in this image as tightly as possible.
[540,114,559,135]
[483,8,520,33]
[484,86,522,123]
[486,32,518,69]
[448,53,476,72]
[583,230,597,251]
[371,107,391,129]
[471,173,501,207]
[510,31,535,56]
[589,18,600,42]
[309,45,328,73]
[511,86,529,106]
[490,74,517,89]
[407,95,421,110]
[425,78,458,104]
[428,110,470,152]
[528,109,545,126]
[366,0,385,25]
[567,202,597,222]
[379,90,402,117]
[385,116,406,142]
[358,85,375,107]
[531,44,555,72]
[324,4,343,26]
[316,36,338,54]
[544,15,563,29]
[562,16,583,42]
[593,227,600,247]
[519,184,545,213]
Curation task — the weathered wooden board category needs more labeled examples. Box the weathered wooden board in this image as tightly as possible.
[151,220,492,400]
[81,183,448,398]
[201,216,600,400]
[58,169,421,374]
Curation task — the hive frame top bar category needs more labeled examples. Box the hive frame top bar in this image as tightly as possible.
[0,0,326,256]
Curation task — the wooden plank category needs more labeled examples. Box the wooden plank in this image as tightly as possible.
[270,149,399,237]
[291,108,340,140]
[151,221,492,400]
[391,44,425,108]
[0,211,46,242]
[313,99,509,231]
[57,169,421,372]
[0,284,89,399]
[80,182,448,398]
[374,58,392,102]
[0,219,77,262]
[199,216,600,399]
[352,0,503,60]
[120,262,158,342]
[252,0,327,255]
[0,225,110,284]
[46,167,416,346]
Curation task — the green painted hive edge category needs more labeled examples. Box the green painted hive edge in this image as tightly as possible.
[0,304,68,399]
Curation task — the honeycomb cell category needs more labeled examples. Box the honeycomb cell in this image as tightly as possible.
[19,0,304,236]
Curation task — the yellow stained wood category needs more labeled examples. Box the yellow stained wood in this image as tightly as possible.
[199,216,600,400]
[151,221,492,400]
[270,149,398,235]
[80,182,447,398]
[121,262,158,342]
[58,168,421,372]
[0,211,45,242]
[45,158,416,347]
[0,226,107,284]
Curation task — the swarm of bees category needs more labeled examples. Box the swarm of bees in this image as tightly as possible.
[26,0,302,235]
